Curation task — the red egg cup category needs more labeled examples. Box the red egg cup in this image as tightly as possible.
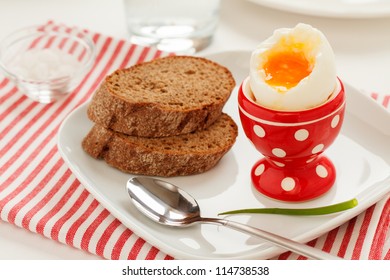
[238,77,346,202]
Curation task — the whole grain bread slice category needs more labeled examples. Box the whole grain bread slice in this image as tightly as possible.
[82,113,238,177]
[87,56,235,137]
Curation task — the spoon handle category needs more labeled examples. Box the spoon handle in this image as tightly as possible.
[201,217,342,260]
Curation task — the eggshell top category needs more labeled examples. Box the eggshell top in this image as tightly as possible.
[249,23,337,111]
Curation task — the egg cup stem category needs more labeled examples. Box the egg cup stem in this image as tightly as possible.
[251,155,336,202]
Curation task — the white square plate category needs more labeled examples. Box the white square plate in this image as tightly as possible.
[58,51,390,259]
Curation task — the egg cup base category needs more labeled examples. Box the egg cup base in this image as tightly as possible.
[250,155,336,202]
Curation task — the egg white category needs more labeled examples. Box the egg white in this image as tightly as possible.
[249,23,337,111]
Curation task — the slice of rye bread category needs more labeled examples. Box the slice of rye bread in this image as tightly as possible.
[82,113,238,177]
[87,56,236,137]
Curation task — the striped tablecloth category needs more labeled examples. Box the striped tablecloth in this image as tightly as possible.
[0,22,389,260]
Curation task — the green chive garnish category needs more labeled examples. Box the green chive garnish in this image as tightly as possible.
[218,198,358,216]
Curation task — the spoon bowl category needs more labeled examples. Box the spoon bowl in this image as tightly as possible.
[126,176,342,260]
[127,176,200,227]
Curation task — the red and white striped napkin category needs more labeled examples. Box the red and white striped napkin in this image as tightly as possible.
[0,22,389,260]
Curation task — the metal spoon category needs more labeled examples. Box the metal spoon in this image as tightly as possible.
[126,176,342,260]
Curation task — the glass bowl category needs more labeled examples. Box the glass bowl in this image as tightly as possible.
[0,25,95,103]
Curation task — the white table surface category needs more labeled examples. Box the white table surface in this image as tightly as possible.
[1,0,389,260]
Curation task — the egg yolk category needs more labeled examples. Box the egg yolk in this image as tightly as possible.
[263,51,312,91]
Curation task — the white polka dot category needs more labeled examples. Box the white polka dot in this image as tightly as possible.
[272,148,286,158]
[331,115,340,128]
[316,165,328,178]
[273,161,285,167]
[254,164,265,176]
[281,177,295,191]
[294,129,309,141]
[253,125,266,138]
[312,144,324,154]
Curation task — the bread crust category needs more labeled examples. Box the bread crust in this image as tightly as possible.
[82,114,238,177]
[87,56,235,137]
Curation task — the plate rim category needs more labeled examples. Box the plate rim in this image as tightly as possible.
[248,0,390,18]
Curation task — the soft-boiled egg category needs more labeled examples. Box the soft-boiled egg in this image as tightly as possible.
[249,23,337,111]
